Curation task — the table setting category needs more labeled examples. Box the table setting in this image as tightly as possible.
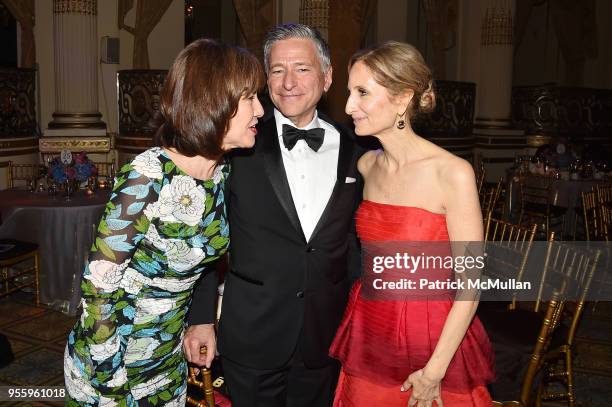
[505,151,610,233]
[0,151,114,315]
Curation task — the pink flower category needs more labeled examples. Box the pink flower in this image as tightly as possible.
[65,166,77,180]
[74,152,87,164]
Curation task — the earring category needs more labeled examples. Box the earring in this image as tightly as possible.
[397,119,405,129]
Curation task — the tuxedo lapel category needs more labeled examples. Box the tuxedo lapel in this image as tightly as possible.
[308,129,355,243]
[261,117,306,242]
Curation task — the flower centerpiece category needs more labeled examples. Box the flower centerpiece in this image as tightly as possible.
[49,151,98,183]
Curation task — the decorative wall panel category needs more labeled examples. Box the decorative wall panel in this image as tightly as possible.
[512,85,612,138]
[414,80,476,138]
[117,70,167,153]
[0,68,37,138]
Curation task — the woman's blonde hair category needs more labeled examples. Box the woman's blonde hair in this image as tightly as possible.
[349,41,435,119]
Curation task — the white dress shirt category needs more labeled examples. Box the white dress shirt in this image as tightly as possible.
[274,109,340,241]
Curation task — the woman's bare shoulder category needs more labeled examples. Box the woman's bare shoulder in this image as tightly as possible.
[436,154,476,188]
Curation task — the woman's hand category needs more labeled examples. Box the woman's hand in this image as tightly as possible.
[401,369,443,407]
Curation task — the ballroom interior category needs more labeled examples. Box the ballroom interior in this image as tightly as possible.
[1,0,611,406]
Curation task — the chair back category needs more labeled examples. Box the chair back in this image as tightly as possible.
[535,241,603,407]
[595,184,612,205]
[93,160,115,180]
[6,162,43,189]
[543,241,602,347]
[601,206,611,242]
[520,175,556,206]
[581,190,601,241]
[481,177,504,221]
[475,160,486,194]
[596,184,612,241]
[0,161,9,189]
[484,218,538,309]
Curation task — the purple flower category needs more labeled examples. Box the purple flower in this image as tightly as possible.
[48,151,96,183]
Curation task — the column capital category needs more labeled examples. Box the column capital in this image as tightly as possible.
[53,0,97,16]
[481,2,513,47]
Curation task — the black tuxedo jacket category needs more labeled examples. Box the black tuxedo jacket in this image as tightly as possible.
[190,111,363,369]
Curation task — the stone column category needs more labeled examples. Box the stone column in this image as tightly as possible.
[476,0,514,126]
[471,0,525,181]
[41,0,109,156]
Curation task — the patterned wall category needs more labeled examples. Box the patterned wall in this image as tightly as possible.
[117,69,167,144]
[0,68,37,138]
[511,85,612,139]
[413,80,476,138]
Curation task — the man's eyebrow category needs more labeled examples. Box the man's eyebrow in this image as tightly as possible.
[269,61,313,67]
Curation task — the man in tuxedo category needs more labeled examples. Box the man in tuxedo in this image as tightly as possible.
[185,23,362,407]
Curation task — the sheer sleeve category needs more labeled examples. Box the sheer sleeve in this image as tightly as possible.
[78,166,157,399]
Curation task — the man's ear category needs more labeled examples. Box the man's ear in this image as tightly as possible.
[323,66,333,93]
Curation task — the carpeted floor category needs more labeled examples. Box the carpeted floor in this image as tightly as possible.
[1,293,611,406]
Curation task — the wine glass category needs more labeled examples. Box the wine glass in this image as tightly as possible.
[63,179,74,201]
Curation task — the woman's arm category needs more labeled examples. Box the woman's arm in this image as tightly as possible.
[403,158,483,403]
[72,164,156,400]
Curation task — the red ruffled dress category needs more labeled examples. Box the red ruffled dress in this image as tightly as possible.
[330,200,495,406]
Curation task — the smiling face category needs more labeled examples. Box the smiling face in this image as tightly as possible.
[267,38,332,128]
[345,61,410,137]
[222,93,264,150]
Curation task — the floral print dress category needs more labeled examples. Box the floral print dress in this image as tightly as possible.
[64,147,229,406]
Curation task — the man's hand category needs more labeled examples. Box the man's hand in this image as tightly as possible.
[183,324,216,368]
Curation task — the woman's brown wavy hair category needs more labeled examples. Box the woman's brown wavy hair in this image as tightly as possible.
[155,38,264,159]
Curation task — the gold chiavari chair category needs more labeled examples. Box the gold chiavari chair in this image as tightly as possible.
[6,161,44,189]
[595,184,612,205]
[537,243,602,407]
[491,290,564,407]
[186,346,216,407]
[602,206,612,242]
[596,184,612,241]
[93,160,116,180]
[0,166,40,305]
[579,190,602,241]
[0,161,9,189]
[0,239,40,305]
[484,231,573,406]
[518,175,567,239]
[481,177,504,222]
[476,160,486,195]
[484,218,538,310]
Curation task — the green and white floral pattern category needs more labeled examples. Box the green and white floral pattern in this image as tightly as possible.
[64,147,229,406]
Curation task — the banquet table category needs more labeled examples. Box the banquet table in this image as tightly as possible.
[505,174,609,234]
[0,188,111,315]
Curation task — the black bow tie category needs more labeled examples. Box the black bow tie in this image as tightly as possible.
[281,124,325,152]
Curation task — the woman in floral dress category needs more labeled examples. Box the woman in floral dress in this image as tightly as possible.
[64,39,264,406]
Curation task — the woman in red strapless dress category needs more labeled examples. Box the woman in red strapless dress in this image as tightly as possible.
[330,42,495,406]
